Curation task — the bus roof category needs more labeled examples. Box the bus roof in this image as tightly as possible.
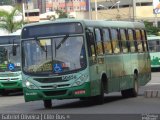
[0,30,21,37]
[147,36,160,40]
[23,19,145,29]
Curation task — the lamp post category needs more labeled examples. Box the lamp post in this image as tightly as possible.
[98,1,121,20]
[98,1,120,10]
[110,1,120,10]
[132,0,136,21]
[22,0,25,22]
[117,1,120,11]
[89,1,92,20]
[95,0,98,20]
[98,4,108,9]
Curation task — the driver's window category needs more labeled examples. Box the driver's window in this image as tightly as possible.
[38,39,52,60]
[86,30,96,57]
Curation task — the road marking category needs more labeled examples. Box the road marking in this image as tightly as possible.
[147,83,160,85]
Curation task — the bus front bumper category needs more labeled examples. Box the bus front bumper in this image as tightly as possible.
[23,82,91,102]
[0,80,22,90]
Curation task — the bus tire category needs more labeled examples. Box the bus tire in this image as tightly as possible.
[121,73,138,98]
[43,100,52,109]
[95,81,104,104]
[131,73,139,97]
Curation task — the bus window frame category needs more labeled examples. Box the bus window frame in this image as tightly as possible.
[94,28,104,55]
[143,30,149,52]
[135,29,143,53]
[127,29,137,53]
[133,29,139,52]
[125,28,131,52]
[102,27,113,54]
[110,28,121,54]
[86,27,97,57]
[86,29,95,57]
[119,28,129,54]
[140,29,145,52]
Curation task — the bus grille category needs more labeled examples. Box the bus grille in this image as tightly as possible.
[0,78,19,81]
[40,84,70,89]
[1,82,17,86]
[43,90,67,96]
[33,77,67,83]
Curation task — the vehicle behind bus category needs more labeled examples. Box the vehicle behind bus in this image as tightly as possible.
[0,34,22,95]
[21,19,151,108]
[147,35,160,70]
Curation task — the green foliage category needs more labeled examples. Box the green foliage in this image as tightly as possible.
[0,7,23,33]
[144,21,160,35]
[56,10,68,18]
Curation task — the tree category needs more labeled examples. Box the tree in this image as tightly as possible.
[0,7,23,33]
[144,21,160,35]
[56,10,68,18]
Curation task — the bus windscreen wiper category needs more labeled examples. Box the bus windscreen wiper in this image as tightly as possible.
[56,35,69,50]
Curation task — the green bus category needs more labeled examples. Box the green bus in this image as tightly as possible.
[0,33,22,95]
[21,19,151,108]
[147,35,160,69]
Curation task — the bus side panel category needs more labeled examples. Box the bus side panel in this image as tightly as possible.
[130,53,143,88]
[89,58,101,96]
[141,52,151,85]
[150,52,160,68]
[105,55,123,92]
[120,54,133,91]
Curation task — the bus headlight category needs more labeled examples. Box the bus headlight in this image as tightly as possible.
[72,74,88,87]
[25,81,38,89]
[26,81,30,86]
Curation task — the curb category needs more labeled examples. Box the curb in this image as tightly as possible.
[144,90,160,98]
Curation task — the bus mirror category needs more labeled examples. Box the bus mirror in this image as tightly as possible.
[12,46,16,56]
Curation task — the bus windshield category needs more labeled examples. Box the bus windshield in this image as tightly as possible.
[22,36,86,75]
[0,44,21,72]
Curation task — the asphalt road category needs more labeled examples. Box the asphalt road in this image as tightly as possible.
[0,72,160,120]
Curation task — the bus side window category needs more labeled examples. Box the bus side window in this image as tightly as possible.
[94,28,103,55]
[102,28,112,54]
[156,40,160,52]
[111,29,120,54]
[141,30,148,52]
[128,29,136,52]
[148,41,156,52]
[120,29,128,53]
[86,31,96,57]
[135,29,143,52]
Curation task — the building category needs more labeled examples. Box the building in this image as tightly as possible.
[46,0,89,12]
[90,0,160,26]
[14,0,46,13]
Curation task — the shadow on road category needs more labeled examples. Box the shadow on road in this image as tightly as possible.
[0,90,23,97]
[37,94,129,110]
[151,68,160,72]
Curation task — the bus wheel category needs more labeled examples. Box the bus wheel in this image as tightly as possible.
[131,73,139,97]
[121,73,138,98]
[95,81,104,104]
[43,100,52,109]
